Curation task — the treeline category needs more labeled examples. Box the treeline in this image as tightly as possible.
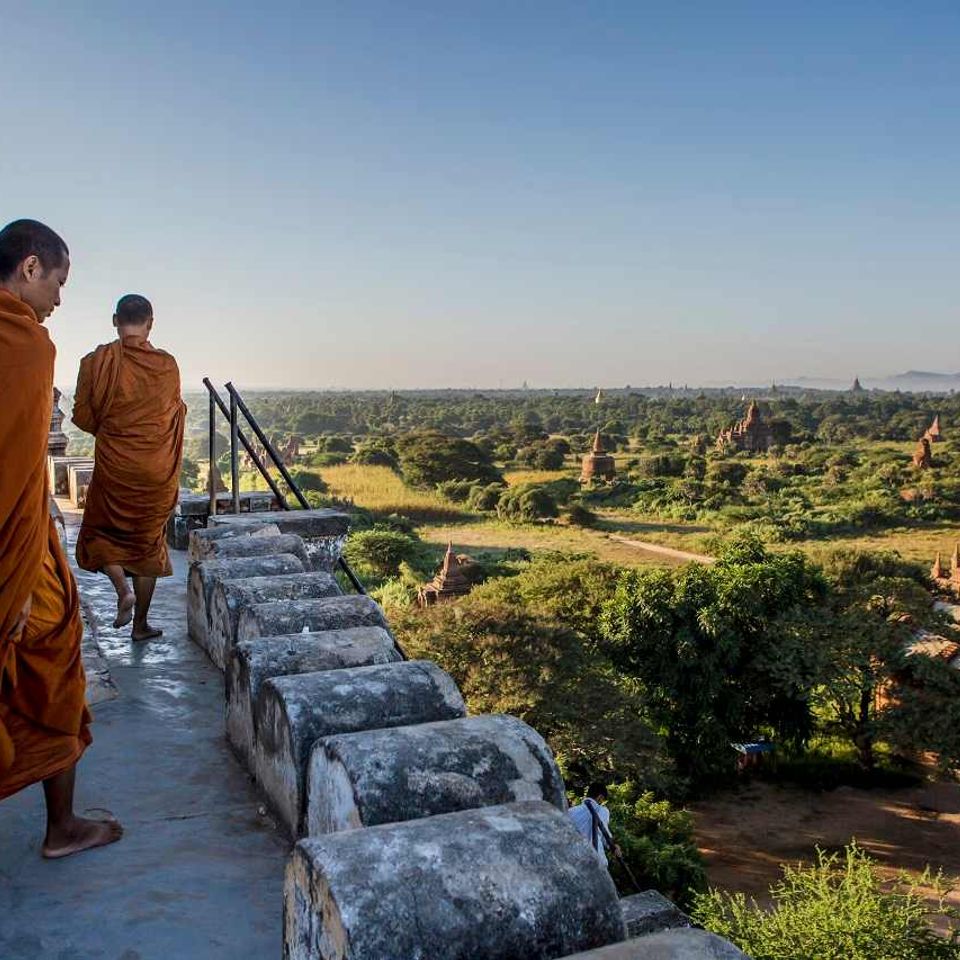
[180,388,954,446]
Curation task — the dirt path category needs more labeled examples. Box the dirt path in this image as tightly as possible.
[608,534,714,565]
[691,779,960,920]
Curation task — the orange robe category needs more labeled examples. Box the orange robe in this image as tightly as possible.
[0,289,90,800]
[74,335,186,577]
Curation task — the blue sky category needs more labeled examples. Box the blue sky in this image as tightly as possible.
[3,2,959,389]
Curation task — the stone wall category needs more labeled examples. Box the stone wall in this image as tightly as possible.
[187,510,749,960]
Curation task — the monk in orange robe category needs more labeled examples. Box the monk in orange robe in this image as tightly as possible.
[0,218,122,856]
[74,295,186,640]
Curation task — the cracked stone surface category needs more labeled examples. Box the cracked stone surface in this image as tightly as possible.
[0,507,288,959]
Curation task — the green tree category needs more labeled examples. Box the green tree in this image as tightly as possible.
[392,558,668,790]
[693,843,960,960]
[816,550,960,771]
[395,431,502,488]
[600,534,826,788]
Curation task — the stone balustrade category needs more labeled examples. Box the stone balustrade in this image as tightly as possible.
[207,572,341,669]
[187,553,305,646]
[255,661,466,836]
[226,628,401,766]
[185,520,749,960]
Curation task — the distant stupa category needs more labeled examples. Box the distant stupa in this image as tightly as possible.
[924,414,943,443]
[580,430,616,483]
[851,377,864,393]
[417,543,472,606]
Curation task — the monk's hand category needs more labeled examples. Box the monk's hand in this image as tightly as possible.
[10,596,31,639]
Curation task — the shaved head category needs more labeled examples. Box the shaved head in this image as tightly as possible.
[115,294,153,327]
[0,219,69,282]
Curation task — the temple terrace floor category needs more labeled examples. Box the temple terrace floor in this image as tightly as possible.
[0,507,287,959]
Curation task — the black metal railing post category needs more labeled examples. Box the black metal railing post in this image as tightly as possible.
[202,378,289,510]
[225,382,310,510]
[202,378,367,596]
[207,387,217,516]
[229,389,240,514]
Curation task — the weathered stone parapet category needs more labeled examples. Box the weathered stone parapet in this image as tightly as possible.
[255,660,466,835]
[306,713,566,836]
[187,554,305,646]
[283,801,626,960]
[620,891,691,938]
[187,523,281,561]
[207,573,342,670]
[197,532,311,568]
[236,596,391,646]
[212,509,351,572]
[211,509,350,539]
[560,929,749,959]
[225,628,401,766]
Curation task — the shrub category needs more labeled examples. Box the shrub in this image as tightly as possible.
[637,454,686,478]
[396,431,503,488]
[516,438,569,470]
[604,782,707,908]
[374,513,416,535]
[496,484,559,522]
[467,482,506,511]
[567,503,598,527]
[318,435,353,454]
[289,468,328,493]
[351,440,399,469]
[693,843,960,960]
[436,479,475,502]
[343,529,428,580]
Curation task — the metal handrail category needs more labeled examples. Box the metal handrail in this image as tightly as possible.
[202,378,365,594]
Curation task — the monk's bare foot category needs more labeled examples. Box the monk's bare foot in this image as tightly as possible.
[132,624,162,642]
[113,591,135,628]
[42,814,123,860]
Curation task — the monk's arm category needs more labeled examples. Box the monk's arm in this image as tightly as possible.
[71,358,98,435]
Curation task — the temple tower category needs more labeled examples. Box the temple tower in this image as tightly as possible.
[418,543,472,606]
[48,387,68,457]
[580,430,616,483]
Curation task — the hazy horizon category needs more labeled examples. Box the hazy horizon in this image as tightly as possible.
[6,2,959,392]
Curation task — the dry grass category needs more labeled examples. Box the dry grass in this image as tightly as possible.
[503,469,572,487]
[787,524,960,566]
[417,519,690,568]
[320,464,469,522]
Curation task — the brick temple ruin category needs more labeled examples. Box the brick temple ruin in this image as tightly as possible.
[913,436,934,469]
[580,429,617,483]
[924,414,943,444]
[715,400,773,453]
[931,543,960,599]
[417,542,473,606]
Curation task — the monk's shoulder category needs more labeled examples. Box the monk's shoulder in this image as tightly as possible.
[150,346,180,370]
[80,342,114,366]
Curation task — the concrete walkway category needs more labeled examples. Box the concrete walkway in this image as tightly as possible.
[0,518,288,959]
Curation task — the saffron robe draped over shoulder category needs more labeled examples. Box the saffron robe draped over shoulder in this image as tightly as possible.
[0,289,90,799]
[74,336,186,577]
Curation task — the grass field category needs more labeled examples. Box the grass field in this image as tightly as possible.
[293,459,958,571]
[415,519,692,567]
[316,463,707,567]
[320,464,471,522]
